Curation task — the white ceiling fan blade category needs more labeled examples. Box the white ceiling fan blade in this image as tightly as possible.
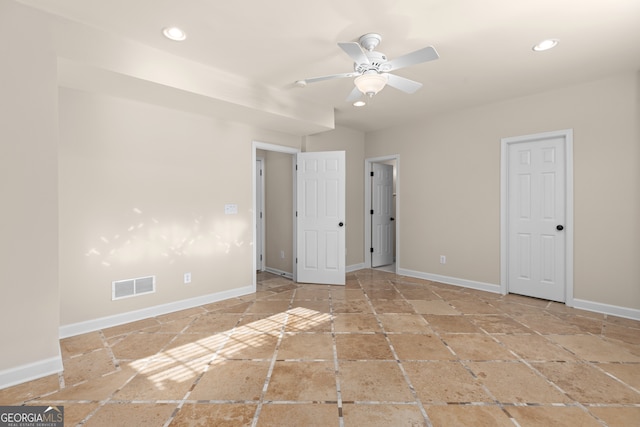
[346,86,363,102]
[338,42,370,65]
[299,72,358,85]
[385,73,423,94]
[386,46,439,71]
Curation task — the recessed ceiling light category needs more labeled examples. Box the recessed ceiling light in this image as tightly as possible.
[162,26,187,41]
[353,100,366,107]
[532,39,559,52]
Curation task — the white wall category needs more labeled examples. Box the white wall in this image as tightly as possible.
[366,72,640,312]
[0,1,62,384]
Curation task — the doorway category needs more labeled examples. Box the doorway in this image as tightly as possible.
[501,129,574,303]
[365,155,399,272]
[252,142,299,289]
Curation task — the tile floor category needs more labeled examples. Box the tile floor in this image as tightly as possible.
[1,269,639,426]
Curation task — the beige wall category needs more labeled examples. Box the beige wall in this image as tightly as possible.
[366,72,640,310]
[0,1,61,374]
[304,127,366,267]
[58,88,301,325]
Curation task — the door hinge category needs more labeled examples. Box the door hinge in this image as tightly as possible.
[296,164,298,171]
[370,171,374,177]
[260,169,263,176]
[370,209,374,215]
[260,212,263,219]
[295,257,298,264]
[370,247,374,253]
[260,254,263,261]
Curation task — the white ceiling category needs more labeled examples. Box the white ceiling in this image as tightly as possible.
[17,0,640,133]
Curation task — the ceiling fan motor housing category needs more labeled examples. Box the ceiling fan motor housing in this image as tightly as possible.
[354,51,389,74]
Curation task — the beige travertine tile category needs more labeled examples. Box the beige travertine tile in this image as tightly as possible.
[36,368,135,401]
[159,333,227,360]
[265,361,336,401]
[388,334,455,361]
[467,361,571,404]
[294,288,331,300]
[448,299,502,314]
[339,361,414,402]
[442,334,517,361]
[257,403,338,427]
[218,333,279,360]
[285,311,332,333]
[111,364,196,401]
[425,404,513,427]
[547,335,640,362]
[497,334,576,361]
[369,299,416,314]
[423,315,481,333]
[597,362,640,389]
[63,348,118,385]
[333,314,382,333]
[365,289,401,299]
[329,288,367,300]
[48,402,100,426]
[245,300,291,314]
[589,406,640,427]
[396,288,440,300]
[109,332,176,360]
[277,333,334,360]
[102,318,161,338]
[335,334,394,360]
[291,299,331,313]
[409,300,460,315]
[507,406,603,427]
[378,314,432,333]
[171,403,256,427]
[404,361,492,403]
[0,374,60,405]
[532,361,640,404]
[184,313,240,333]
[84,403,176,427]
[510,312,582,335]
[60,332,105,358]
[467,314,533,334]
[604,323,640,345]
[189,360,269,401]
[236,313,286,333]
[342,403,426,426]
[332,299,374,314]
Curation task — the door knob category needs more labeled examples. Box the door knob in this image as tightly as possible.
[338,222,344,227]
[556,225,564,231]
[390,217,395,221]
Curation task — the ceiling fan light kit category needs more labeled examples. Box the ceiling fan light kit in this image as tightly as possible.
[296,32,439,102]
[355,72,388,97]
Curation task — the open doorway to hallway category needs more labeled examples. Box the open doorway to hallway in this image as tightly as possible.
[365,156,399,274]
[252,142,299,289]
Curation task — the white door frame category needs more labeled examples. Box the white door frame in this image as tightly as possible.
[252,141,300,290]
[500,129,574,305]
[364,155,400,272]
[256,157,265,272]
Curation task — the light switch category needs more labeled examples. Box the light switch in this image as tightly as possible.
[224,204,238,215]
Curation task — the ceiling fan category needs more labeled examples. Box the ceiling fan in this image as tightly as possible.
[295,33,439,102]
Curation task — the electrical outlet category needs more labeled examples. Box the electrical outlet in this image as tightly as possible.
[280,250,285,259]
[440,255,446,264]
[184,272,191,284]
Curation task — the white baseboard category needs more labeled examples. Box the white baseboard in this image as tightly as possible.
[0,355,63,391]
[397,268,502,294]
[571,298,640,321]
[263,267,293,279]
[59,285,255,339]
[396,268,640,321]
[347,263,366,273]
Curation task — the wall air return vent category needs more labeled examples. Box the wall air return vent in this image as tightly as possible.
[112,276,155,300]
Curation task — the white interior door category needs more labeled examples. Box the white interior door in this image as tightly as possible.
[371,163,394,267]
[507,136,566,302]
[296,151,345,285]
